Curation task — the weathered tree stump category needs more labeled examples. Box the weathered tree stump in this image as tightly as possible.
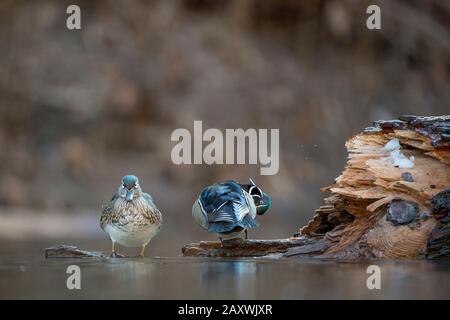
[182,115,450,259]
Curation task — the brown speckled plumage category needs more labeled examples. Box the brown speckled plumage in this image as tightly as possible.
[101,195,162,232]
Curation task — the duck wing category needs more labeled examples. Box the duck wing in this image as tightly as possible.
[199,180,257,233]
[100,193,119,229]
[142,193,163,225]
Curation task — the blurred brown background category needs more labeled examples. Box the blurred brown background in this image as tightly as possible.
[0,0,449,256]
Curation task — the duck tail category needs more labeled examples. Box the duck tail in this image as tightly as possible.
[207,222,234,233]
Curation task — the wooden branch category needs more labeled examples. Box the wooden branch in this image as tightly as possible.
[182,238,316,257]
[45,245,106,258]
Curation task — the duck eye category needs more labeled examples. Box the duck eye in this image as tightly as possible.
[249,186,262,198]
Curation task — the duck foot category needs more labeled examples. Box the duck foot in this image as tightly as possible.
[110,252,125,258]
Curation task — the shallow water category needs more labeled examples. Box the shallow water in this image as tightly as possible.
[0,240,449,299]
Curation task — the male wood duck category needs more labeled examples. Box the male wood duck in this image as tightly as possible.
[192,179,271,241]
[100,175,163,257]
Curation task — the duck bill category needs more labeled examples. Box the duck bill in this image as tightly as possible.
[126,190,134,202]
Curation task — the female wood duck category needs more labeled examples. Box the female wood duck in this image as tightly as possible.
[100,175,163,257]
[192,179,271,241]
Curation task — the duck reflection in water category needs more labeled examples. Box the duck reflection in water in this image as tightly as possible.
[200,261,258,298]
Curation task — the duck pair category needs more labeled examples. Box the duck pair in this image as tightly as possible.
[100,175,271,257]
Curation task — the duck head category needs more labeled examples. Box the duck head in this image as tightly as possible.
[247,178,271,215]
[118,175,142,202]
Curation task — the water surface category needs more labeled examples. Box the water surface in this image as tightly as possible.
[0,240,449,299]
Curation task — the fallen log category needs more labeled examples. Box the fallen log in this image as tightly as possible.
[182,115,450,259]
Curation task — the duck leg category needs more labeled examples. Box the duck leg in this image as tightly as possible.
[245,229,248,240]
[138,245,146,258]
[110,241,124,258]
[110,241,118,257]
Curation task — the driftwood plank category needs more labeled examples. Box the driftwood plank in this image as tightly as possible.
[182,238,312,257]
[45,245,106,258]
